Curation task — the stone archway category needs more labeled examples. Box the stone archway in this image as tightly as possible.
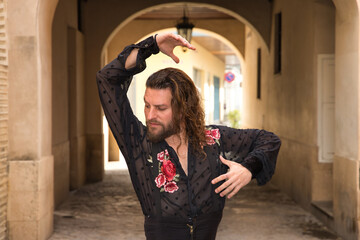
[102,23,245,169]
[7,0,58,238]
[85,1,272,184]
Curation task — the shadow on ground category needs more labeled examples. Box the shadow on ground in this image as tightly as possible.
[49,170,340,240]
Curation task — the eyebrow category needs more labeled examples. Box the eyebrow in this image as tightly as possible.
[143,98,169,108]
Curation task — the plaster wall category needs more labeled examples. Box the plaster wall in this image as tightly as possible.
[242,26,270,130]
[7,0,58,237]
[242,0,336,211]
[51,0,79,206]
[247,0,360,239]
[333,0,359,161]
[332,0,360,238]
[0,0,8,239]
[311,0,335,204]
[242,2,314,206]
[274,0,328,207]
[68,29,87,189]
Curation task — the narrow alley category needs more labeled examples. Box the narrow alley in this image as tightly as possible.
[3,1,360,239]
[49,169,340,240]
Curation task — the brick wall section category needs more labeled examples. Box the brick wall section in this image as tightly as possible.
[0,0,7,239]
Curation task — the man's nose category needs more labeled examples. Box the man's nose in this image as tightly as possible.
[147,107,157,120]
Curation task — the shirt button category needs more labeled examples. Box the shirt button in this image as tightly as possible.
[145,44,149,47]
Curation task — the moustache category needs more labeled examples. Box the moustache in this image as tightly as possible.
[146,120,163,126]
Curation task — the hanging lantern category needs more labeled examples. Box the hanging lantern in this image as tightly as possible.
[176,11,194,52]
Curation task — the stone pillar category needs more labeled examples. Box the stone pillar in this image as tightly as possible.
[332,0,360,239]
[68,27,87,190]
[0,0,8,239]
[7,0,58,239]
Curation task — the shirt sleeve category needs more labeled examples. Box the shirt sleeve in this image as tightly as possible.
[217,125,281,185]
[95,36,159,164]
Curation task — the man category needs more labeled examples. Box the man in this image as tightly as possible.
[96,33,281,240]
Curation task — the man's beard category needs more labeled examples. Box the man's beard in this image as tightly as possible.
[146,120,176,143]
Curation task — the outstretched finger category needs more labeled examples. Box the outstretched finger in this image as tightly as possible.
[219,181,236,197]
[169,52,180,63]
[219,155,232,166]
[211,173,228,185]
[182,41,196,50]
[214,177,232,194]
[175,35,196,50]
[227,185,242,199]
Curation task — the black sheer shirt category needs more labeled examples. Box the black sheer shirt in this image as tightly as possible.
[96,36,281,221]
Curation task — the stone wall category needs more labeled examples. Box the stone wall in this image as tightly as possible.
[7,0,57,238]
[52,0,87,207]
[0,0,8,239]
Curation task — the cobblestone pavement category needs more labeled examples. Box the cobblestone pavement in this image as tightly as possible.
[49,169,341,240]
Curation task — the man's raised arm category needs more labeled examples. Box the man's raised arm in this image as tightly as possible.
[124,33,196,70]
[96,33,195,162]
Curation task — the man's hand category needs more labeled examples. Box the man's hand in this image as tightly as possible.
[211,156,252,199]
[156,33,196,63]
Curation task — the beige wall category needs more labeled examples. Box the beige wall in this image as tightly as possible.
[52,0,72,207]
[52,0,70,207]
[242,0,336,222]
[68,29,87,190]
[266,0,334,206]
[7,0,58,238]
[242,26,269,129]
[332,0,360,238]
[0,0,8,239]
[241,0,360,239]
[52,0,87,206]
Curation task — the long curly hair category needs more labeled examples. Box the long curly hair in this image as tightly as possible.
[146,67,207,158]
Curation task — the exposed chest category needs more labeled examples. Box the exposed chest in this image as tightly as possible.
[170,144,188,176]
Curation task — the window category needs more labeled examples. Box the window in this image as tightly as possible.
[257,48,261,99]
[213,76,220,121]
[193,68,202,92]
[274,12,282,74]
[77,0,83,32]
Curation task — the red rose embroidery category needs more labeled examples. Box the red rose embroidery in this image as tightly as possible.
[157,149,169,162]
[157,152,165,162]
[205,128,221,146]
[155,149,179,193]
[206,135,215,145]
[211,129,220,139]
[161,159,176,181]
[155,173,166,188]
[164,181,179,193]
